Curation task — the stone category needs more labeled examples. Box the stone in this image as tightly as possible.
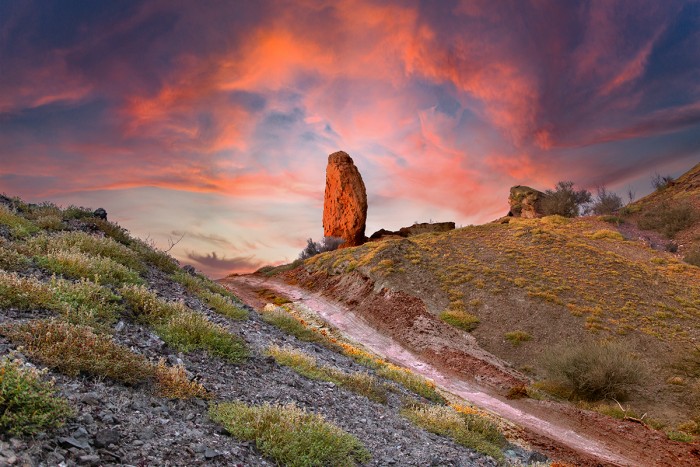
[182,265,197,276]
[93,208,107,220]
[58,436,90,450]
[94,429,120,448]
[323,151,368,247]
[508,185,545,218]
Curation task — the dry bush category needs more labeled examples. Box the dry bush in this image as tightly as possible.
[154,359,208,399]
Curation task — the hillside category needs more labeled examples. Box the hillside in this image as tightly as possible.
[247,187,700,463]
[0,196,550,466]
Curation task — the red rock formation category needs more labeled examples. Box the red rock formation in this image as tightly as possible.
[323,151,367,247]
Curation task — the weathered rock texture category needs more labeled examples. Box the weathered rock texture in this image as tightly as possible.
[323,151,367,247]
[508,186,545,218]
[369,222,455,241]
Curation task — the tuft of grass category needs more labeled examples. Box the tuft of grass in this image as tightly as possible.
[504,330,532,346]
[542,340,645,401]
[61,206,94,220]
[0,356,73,436]
[589,229,624,241]
[439,309,480,332]
[376,363,445,404]
[401,403,505,460]
[35,250,143,286]
[130,239,180,273]
[0,205,38,239]
[667,431,693,443]
[50,277,123,331]
[261,306,329,345]
[209,401,370,467]
[199,289,248,320]
[0,271,57,311]
[154,312,248,363]
[1,320,153,385]
[154,359,209,400]
[267,345,387,403]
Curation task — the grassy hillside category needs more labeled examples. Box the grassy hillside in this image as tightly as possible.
[293,213,700,430]
[0,196,529,466]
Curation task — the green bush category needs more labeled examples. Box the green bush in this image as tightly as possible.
[542,340,644,401]
[0,271,57,311]
[36,250,143,286]
[637,203,696,238]
[1,320,153,385]
[0,356,72,435]
[401,403,505,460]
[51,278,123,331]
[209,401,370,467]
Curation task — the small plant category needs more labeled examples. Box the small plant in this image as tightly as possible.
[1,319,153,385]
[260,306,328,345]
[401,403,505,460]
[541,181,592,217]
[542,340,644,401]
[50,277,123,331]
[589,229,624,241]
[590,187,623,215]
[651,173,674,191]
[504,331,531,346]
[376,363,445,404]
[0,356,72,435]
[154,312,248,363]
[199,290,248,320]
[0,271,57,311]
[667,430,693,442]
[267,345,387,403]
[209,401,370,467]
[154,359,208,399]
[35,250,143,286]
[440,309,480,332]
[0,205,38,238]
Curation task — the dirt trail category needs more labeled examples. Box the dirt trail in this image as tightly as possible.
[223,275,700,467]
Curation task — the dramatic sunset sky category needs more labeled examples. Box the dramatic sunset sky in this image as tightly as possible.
[2,1,699,276]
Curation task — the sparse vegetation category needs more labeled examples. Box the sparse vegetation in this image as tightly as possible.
[440,309,480,331]
[401,402,505,460]
[154,359,209,400]
[504,331,531,346]
[637,202,696,238]
[0,271,57,311]
[50,277,123,331]
[542,340,644,401]
[199,290,248,320]
[299,236,345,260]
[1,320,153,385]
[35,250,143,286]
[260,306,329,345]
[0,204,39,238]
[376,364,445,404]
[209,401,370,467]
[541,181,592,217]
[267,345,387,403]
[0,356,72,435]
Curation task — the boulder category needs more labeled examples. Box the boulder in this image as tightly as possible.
[323,151,367,247]
[508,186,544,218]
[93,208,107,220]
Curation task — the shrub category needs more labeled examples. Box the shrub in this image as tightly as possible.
[172,270,205,292]
[61,205,94,220]
[590,187,623,215]
[0,205,38,239]
[0,246,31,272]
[542,340,644,401]
[154,359,208,400]
[299,236,345,260]
[440,309,480,332]
[36,250,143,286]
[652,173,674,191]
[154,312,248,363]
[504,331,532,346]
[34,215,64,231]
[1,320,153,385]
[119,284,177,324]
[50,277,123,331]
[541,181,592,217]
[637,203,696,238]
[267,346,387,403]
[209,401,370,467]
[401,403,505,460]
[684,249,700,267]
[0,356,72,435]
[0,271,57,311]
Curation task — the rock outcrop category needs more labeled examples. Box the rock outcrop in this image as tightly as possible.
[369,222,455,241]
[508,186,545,218]
[323,151,367,247]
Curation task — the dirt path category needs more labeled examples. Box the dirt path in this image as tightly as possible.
[222,275,700,467]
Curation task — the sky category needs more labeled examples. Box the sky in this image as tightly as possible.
[1,0,699,277]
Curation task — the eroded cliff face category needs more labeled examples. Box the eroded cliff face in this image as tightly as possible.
[323,151,367,247]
